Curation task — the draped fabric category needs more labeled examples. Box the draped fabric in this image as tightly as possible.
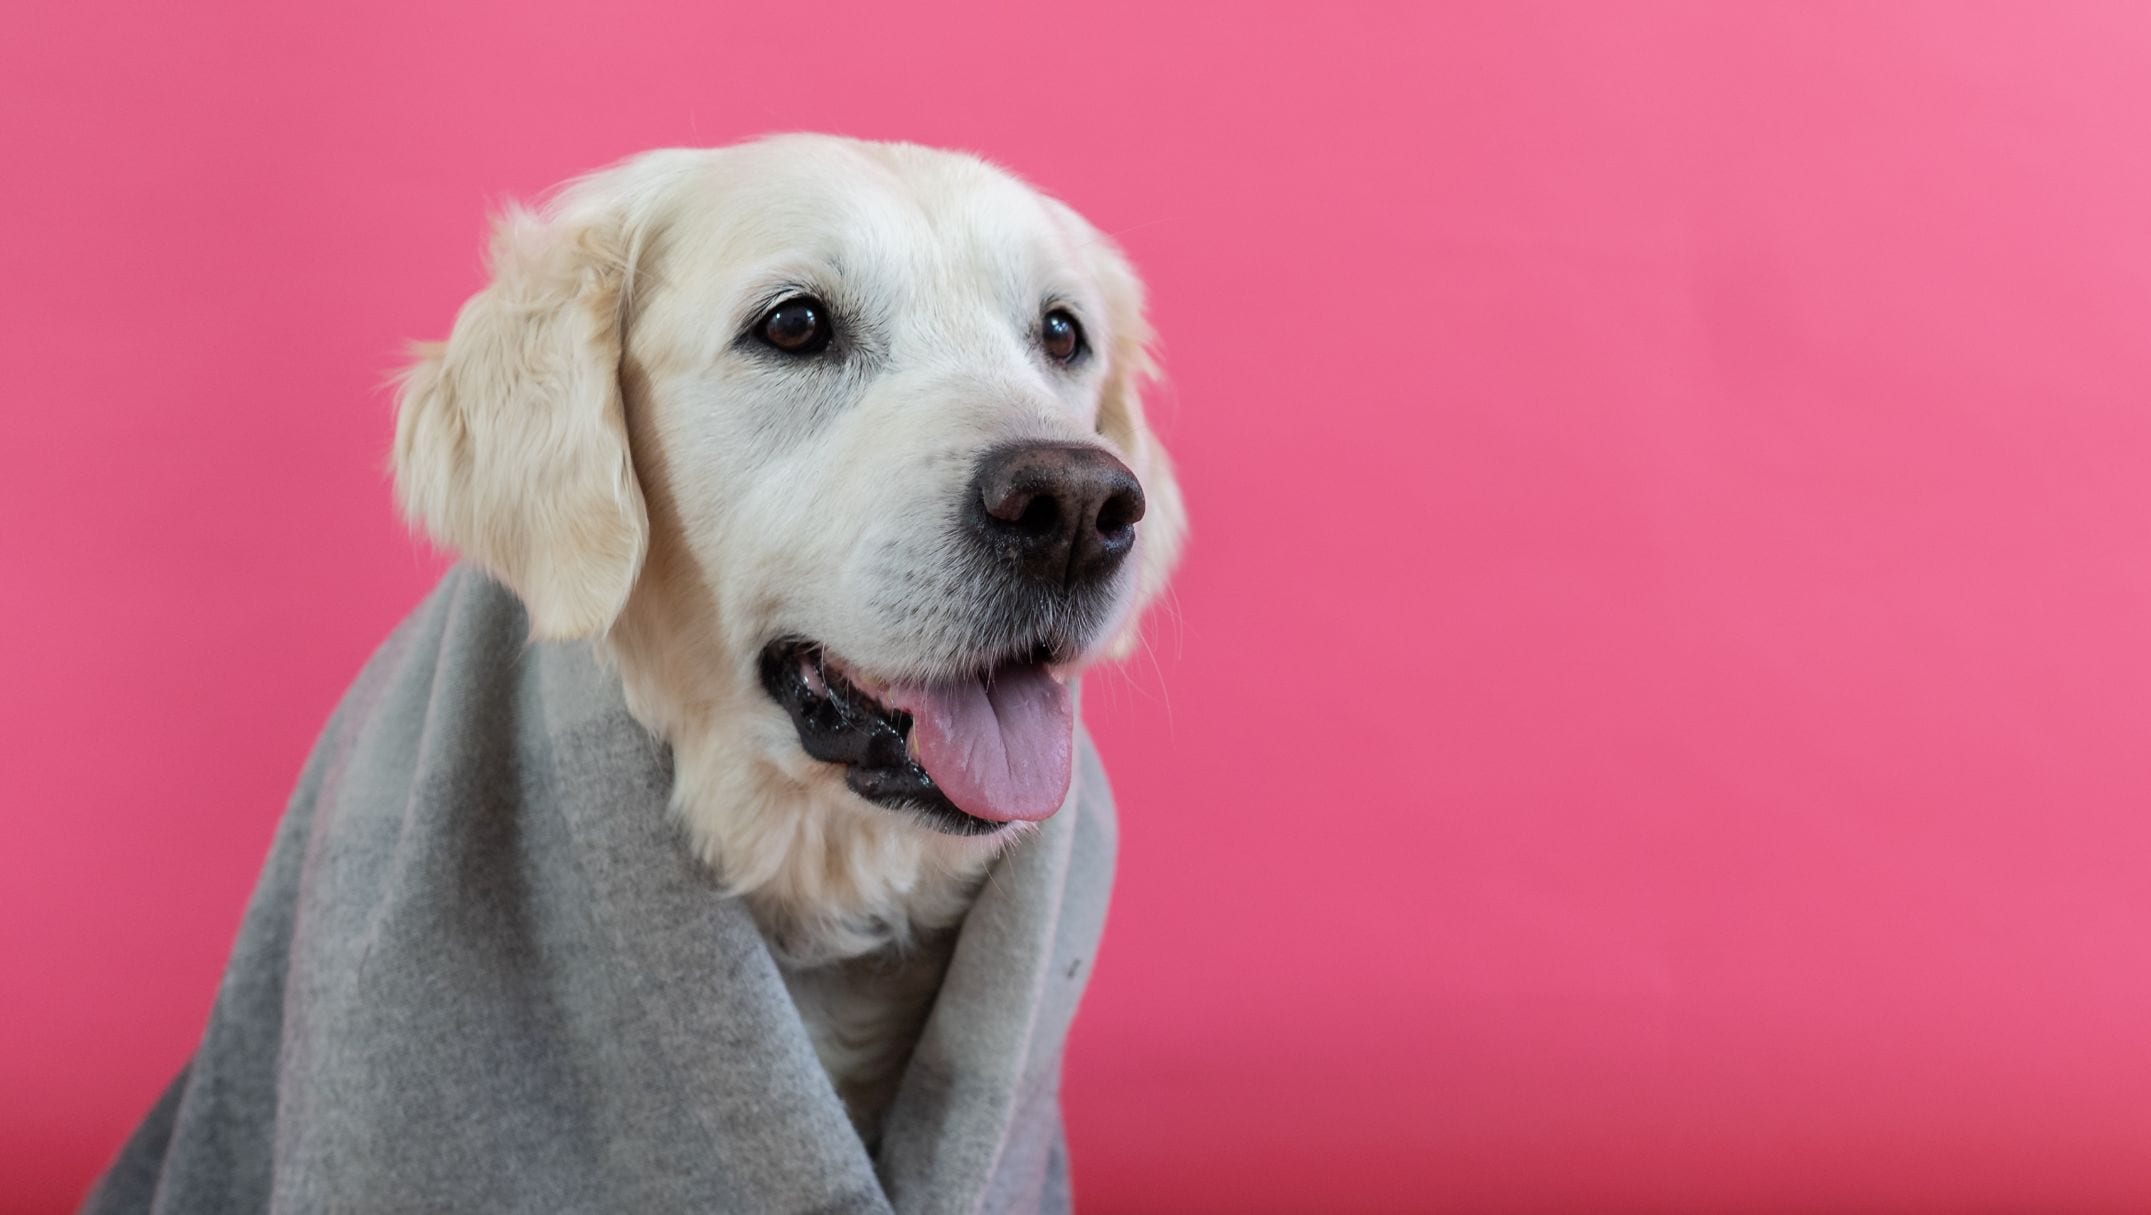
[84,568,1116,1215]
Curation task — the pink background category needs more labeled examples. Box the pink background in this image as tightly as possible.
[6,2,2151,1211]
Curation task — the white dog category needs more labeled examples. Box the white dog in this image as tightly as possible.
[392,134,1184,1136]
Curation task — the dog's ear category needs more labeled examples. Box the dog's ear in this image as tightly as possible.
[393,193,649,640]
[1089,235,1188,660]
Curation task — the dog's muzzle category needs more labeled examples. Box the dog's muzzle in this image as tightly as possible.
[758,441,1142,834]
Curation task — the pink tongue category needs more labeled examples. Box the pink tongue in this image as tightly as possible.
[880,666,1074,822]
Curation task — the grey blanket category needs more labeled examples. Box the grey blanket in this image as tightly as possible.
[83,567,1117,1214]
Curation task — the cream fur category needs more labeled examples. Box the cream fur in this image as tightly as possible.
[392,135,1183,1131]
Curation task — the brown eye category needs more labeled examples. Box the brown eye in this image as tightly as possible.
[1042,308,1085,364]
[758,296,832,354]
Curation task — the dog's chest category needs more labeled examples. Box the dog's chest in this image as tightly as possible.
[779,933,959,1142]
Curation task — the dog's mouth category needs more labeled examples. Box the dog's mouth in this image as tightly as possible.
[757,639,1076,836]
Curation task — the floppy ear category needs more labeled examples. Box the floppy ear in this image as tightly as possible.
[393,198,649,640]
[1089,238,1189,659]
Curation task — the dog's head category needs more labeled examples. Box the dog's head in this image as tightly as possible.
[395,135,1183,842]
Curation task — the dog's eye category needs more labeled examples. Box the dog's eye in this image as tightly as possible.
[757,296,833,355]
[1042,308,1086,365]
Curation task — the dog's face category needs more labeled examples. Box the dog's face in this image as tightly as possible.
[396,136,1183,844]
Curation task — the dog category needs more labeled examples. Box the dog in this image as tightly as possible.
[391,133,1185,1139]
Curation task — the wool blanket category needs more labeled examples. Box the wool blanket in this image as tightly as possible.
[83,567,1117,1214]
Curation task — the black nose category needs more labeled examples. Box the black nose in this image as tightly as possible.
[969,442,1147,589]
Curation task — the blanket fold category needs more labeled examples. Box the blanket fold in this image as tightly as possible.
[84,567,1116,1215]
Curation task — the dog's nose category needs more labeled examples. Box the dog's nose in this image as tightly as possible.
[969,442,1147,589]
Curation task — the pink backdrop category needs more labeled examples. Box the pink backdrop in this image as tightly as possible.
[7,3,2151,1211]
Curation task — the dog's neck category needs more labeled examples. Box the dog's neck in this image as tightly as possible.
[601,568,1001,968]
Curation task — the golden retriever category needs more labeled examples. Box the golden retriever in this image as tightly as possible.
[392,134,1184,1133]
